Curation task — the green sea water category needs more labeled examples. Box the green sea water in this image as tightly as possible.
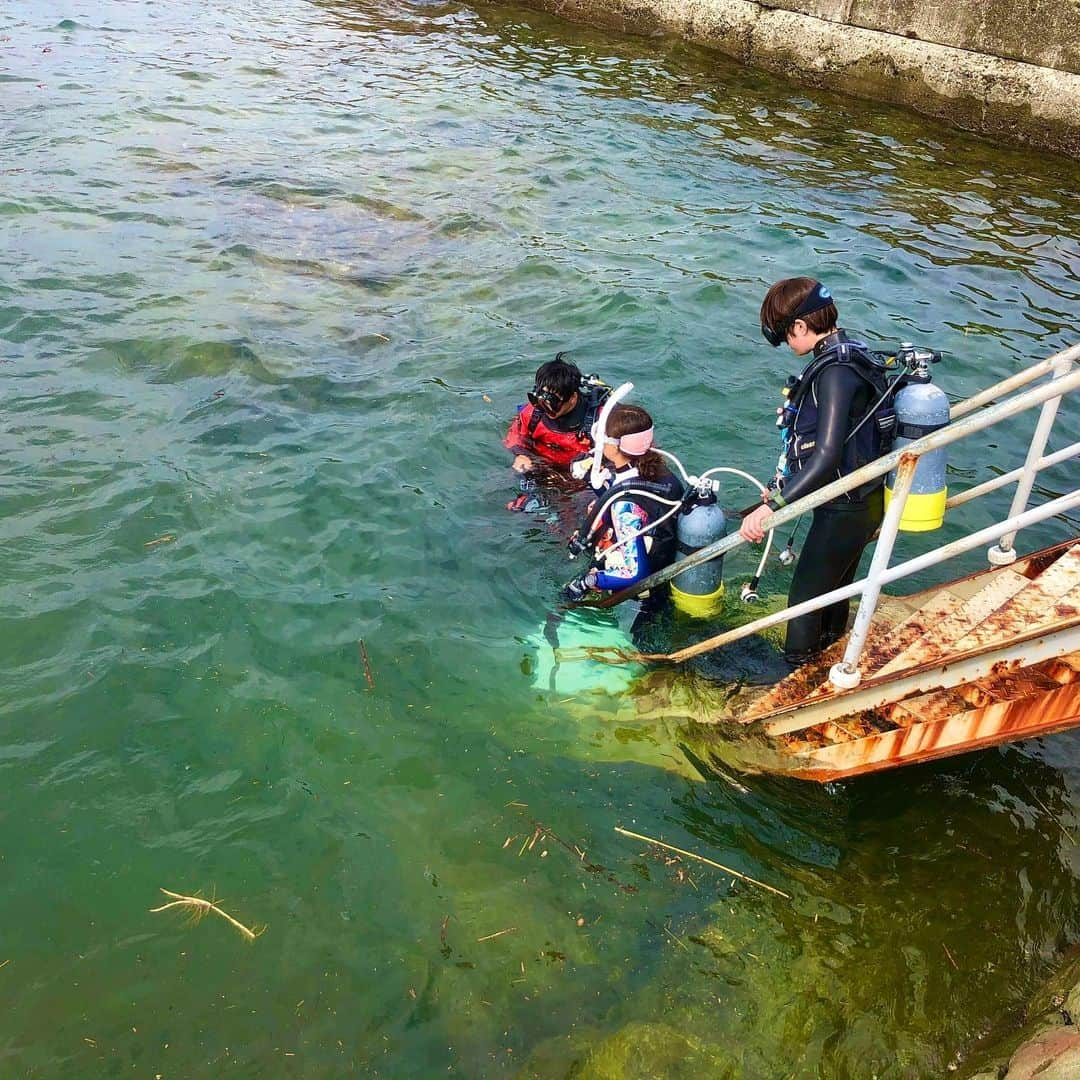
[2,1,1080,1075]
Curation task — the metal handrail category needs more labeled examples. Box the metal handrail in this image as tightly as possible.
[617,489,1080,667]
[573,342,1079,689]
[945,441,1080,510]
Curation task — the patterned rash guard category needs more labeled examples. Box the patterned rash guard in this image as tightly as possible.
[592,467,652,591]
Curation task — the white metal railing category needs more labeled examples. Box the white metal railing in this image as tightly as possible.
[576,343,1080,689]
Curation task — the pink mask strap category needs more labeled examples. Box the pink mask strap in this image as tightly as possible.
[618,428,654,456]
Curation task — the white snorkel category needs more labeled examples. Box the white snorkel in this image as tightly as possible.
[590,380,633,489]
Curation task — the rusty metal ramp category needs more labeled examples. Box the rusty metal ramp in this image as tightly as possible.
[740,540,1080,782]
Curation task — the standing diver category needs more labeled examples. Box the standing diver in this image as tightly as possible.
[740,278,895,667]
[561,403,685,609]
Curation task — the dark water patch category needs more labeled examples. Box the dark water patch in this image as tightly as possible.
[190,401,301,448]
[85,336,278,384]
[20,271,142,296]
[129,106,191,125]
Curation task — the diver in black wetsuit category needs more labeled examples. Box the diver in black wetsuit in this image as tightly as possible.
[741,278,890,666]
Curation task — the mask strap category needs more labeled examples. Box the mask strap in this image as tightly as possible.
[617,427,654,456]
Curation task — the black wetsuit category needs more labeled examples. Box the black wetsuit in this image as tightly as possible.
[770,331,886,663]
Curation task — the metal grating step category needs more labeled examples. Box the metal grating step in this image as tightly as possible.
[876,569,1032,677]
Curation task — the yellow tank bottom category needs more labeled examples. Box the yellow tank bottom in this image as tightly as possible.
[884,484,947,532]
[671,580,725,618]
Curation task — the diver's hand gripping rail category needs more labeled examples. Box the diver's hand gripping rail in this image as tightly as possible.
[571,350,1080,611]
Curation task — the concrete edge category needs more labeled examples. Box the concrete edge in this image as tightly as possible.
[506,0,1080,158]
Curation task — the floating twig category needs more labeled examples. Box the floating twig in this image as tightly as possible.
[357,639,375,690]
[943,942,959,970]
[0,959,9,971]
[150,888,262,941]
[1031,791,1075,845]
[144,534,176,549]
[614,826,791,900]
[477,927,516,943]
[661,923,689,951]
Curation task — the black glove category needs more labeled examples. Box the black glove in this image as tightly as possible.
[560,576,592,604]
[567,531,593,560]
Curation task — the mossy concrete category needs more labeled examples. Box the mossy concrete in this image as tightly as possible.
[504,0,1080,157]
[762,0,1080,72]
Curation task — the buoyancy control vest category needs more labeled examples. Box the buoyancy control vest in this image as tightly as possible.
[507,381,610,469]
[592,470,686,571]
[779,336,899,501]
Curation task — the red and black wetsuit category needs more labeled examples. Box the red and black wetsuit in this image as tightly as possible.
[504,388,602,470]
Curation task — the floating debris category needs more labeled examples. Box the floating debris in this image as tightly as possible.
[476,927,516,943]
[358,638,375,690]
[614,826,790,900]
[150,888,263,941]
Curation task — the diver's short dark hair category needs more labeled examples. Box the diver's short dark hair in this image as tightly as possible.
[761,277,838,337]
[534,352,581,401]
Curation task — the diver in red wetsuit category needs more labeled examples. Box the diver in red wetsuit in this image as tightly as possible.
[504,354,610,511]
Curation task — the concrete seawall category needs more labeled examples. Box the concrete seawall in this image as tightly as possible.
[505,0,1080,157]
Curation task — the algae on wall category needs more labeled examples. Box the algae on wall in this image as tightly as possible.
[500,0,1080,158]
[760,0,1080,72]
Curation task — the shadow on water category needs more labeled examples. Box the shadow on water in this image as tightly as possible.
[507,600,1080,1075]
[512,741,1080,1077]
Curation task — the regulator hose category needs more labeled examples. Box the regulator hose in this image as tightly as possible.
[580,487,686,560]
[580,448,776,604]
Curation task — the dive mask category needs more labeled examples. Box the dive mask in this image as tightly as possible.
[761,281,834,348]
[527,385,564,415]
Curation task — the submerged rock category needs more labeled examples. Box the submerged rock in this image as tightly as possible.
[520,1019,734,1080]
[962,946,1080,1079]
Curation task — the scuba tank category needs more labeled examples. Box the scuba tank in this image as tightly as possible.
[885,345,949,532]
[671,482,727,617]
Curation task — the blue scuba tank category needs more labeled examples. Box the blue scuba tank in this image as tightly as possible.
[886,346,949,531]
[671,485,726,617]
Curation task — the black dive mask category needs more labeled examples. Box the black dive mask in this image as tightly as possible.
[761,281,834,347]
[528,385,565,415]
